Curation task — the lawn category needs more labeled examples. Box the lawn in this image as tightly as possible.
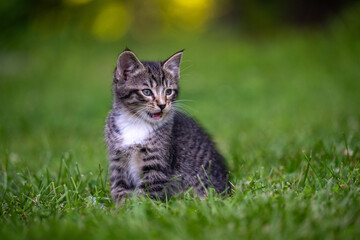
[1,14,360,239]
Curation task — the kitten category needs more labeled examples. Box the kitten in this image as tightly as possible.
[105,50,228,204]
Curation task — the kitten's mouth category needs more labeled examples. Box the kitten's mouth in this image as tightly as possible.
[148,112,163,120]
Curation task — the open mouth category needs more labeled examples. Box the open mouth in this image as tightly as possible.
[148,112,163,120]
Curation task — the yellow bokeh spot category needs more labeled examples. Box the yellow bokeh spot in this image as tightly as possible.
[174,0,208,9]
[92,2,130,41]
[64,0,92,6]
[166,0,215,30]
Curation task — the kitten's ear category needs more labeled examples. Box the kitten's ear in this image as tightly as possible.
[115,50,145,82]
[162,50,183,79]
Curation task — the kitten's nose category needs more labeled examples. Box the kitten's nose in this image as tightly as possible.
[158,104,166,110]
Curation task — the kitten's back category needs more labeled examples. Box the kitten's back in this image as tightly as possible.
[171,112,228,194]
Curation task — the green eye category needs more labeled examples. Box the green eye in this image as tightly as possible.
[142,89,153,96]
[165,89,172,95]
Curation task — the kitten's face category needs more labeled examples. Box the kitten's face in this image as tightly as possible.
[113,51,183,124]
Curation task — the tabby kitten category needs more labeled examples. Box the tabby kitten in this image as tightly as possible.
[105,50,228,204]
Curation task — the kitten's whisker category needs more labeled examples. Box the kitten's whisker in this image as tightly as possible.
[173,106,192,117]
[177,102,195,109]
[173,101,196,113]
[173,108,192,121]
[131,107,148,125]
[174,99,195,103]
[174,103,197,114]
[179,63,193,74]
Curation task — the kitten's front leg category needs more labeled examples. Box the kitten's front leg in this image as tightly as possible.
[109,163,134,204]
[139,149,170,200]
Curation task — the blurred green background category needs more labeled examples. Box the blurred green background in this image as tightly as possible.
[1,0,360,239]
[1,0,359,172]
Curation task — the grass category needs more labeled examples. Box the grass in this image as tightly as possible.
[1,10,360,239]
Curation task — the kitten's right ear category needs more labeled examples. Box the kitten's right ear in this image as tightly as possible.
[115,50,145,82]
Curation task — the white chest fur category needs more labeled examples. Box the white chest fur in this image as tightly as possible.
[115,113,154,147]
[114,112,155,185]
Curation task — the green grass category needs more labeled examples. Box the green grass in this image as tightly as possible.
[1,12,360,239]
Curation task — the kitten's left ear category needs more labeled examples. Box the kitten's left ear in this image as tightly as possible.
[162,50,184,79]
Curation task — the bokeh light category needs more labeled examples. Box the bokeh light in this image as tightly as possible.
[91,2,130,41]
[164,0,216,31]
[64,0,92,6]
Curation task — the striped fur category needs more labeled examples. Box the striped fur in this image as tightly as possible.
[105,50,228,204]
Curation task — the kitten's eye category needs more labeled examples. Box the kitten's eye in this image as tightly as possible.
[142,89,153,96]
[165,89,172,96]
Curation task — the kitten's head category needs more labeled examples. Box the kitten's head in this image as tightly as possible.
[112,50,183,124]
